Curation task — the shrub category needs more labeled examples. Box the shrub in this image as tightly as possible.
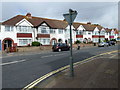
[110,39,116,41]
[32,41,41,46]
[75,40,81,44]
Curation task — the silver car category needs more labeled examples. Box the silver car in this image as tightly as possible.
[98,42,109,47]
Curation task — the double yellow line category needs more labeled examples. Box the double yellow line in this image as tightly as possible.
[22,50,118,90]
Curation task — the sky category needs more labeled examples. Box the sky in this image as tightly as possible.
[0,1,119,29]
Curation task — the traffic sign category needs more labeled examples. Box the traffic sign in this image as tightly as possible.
[63,10,77,25]
[63,9,78,77]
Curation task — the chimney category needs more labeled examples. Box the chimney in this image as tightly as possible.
[26,13,32,19]
[87,22,91,24]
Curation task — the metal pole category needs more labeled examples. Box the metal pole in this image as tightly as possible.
[110,32,111,40]
[99,31,100,43]
[69,10,74,77]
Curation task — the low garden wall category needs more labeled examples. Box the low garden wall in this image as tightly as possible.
[17,46,52,52]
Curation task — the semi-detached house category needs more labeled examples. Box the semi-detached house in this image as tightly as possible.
[0,13,119,51]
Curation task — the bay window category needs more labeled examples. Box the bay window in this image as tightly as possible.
[38,38,50,45]
[18,39,32,46]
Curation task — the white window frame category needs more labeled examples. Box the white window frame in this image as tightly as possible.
[58,29,63,34]
[18,39,32,46]
[5,26,14,32]
[38,38,50,45]
[16,26,32,33]
[50,29,56,34]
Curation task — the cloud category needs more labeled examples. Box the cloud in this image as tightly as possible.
[1,2,118,29]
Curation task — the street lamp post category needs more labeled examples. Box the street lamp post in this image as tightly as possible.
[63,9,77,77]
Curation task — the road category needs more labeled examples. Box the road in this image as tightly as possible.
[2,45,118,88]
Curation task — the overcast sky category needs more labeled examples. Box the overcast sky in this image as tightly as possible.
[0,2,118,29]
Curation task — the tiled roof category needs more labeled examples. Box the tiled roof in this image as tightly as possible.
[82,24,96,31]
[92,24,104,31]
[73,22,104,31]
[105,28,112,33]
[73,22,86,30]
[2,15,24,26]
[113,28,119,34]
[2,15,68,29]
[2,13,118,32]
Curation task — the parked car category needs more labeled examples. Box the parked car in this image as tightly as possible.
[107,41,115,46]
[98,42,109,47]
[52,43,70,52]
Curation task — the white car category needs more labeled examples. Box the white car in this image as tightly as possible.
[98,42,109,47]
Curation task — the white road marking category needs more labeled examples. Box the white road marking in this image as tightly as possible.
[109,55,117,58]
[41,55,53,58]
[41,53,66,58]
[54,53,65,56]
[1,59,26,66]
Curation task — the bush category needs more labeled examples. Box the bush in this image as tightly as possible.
[75,40,81,44]
[110,39,116,41]
[32,41,41,46]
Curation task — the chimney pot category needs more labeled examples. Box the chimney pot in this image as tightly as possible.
[26,13,32,19]
[87,22,91,24]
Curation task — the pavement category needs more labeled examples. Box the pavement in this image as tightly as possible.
[35,51,118,88]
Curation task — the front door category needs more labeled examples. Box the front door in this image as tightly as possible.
[4,40,12,50]
[52,40,56,45]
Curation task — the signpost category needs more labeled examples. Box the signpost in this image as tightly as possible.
[0,40,1,51]
[63,9,78,77]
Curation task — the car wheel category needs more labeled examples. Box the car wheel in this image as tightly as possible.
[58,49,61,52]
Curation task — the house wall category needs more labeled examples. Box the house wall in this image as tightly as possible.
[0,16,119,50]
[15,19,34,46]
[50,29,65,43]
[65,25,76,44]
[75,25,85,42]
[0,25,17,43]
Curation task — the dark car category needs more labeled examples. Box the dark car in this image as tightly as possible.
[107,41,115,46]
[52,43,70,52]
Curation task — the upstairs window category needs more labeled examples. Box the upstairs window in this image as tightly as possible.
[17,26,32,32]
[100,31,105,35]
[41,27,47,33]
[88,32,91,35]
[58,29,63,34]
[39,26,49,34]
[76,30,83,35]
[5,26,13,31]
[93,31,99,35]
[50,29,56,34]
